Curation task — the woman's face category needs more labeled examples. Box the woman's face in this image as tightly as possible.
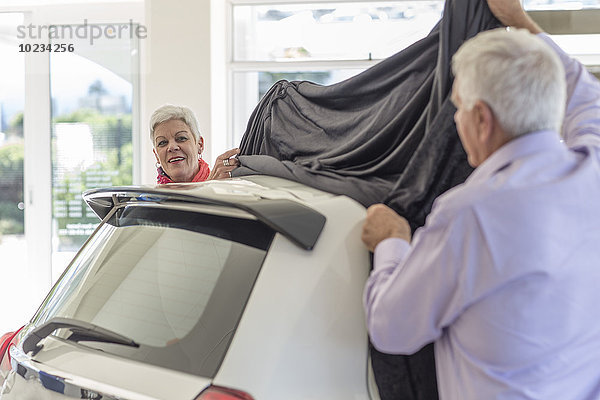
[153,119,203,182]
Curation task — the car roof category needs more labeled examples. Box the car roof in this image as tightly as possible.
[83,175,333,250]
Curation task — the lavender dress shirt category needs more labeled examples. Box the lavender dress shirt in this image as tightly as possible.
[364,34,600,399]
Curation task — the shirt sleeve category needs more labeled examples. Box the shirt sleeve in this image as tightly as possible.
[364,201,489,354]
[538,34,600,149]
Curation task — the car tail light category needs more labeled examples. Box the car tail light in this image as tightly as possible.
[0,327,24,369]
[195,385,255,400]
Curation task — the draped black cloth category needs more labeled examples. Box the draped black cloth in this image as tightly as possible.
[235,0,501,398]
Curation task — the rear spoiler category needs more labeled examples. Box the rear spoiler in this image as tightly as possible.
[83,186,326,250]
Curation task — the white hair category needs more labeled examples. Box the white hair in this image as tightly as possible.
[452,28,566,137]
[149,104,201,143]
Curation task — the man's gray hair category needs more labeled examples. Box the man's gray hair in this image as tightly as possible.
[149,104,201,143]
[452,28,566,138]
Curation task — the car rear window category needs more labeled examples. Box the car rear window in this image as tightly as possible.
[33,204,274,378]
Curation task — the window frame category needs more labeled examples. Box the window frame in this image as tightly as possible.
[222,0,401,149]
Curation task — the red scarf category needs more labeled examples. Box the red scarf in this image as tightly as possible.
[156,158,211,184]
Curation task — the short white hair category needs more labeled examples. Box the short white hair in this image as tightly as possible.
[452,28,566,137]
[149,104,201,143]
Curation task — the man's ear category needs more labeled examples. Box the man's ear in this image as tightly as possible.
[473,100,494,143]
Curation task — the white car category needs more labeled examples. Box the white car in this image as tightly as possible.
[0,176,380,400]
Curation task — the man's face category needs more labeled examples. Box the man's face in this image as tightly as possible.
[451,80,484,167]
[153,119,203,182]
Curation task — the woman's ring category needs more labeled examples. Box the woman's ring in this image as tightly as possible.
[223,159,230,167]
[228,171,232,178]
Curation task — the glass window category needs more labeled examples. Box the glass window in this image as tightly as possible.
[229,1,600,148]
[50,23,138,279]
[0,13,25,239]
[229,1,444,147]
[233,1,443,61]
[0,12,25,334]
[34,205,274,378]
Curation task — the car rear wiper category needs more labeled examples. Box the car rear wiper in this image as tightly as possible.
[22,317,140,355]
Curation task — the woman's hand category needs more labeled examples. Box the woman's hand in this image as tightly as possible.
[208,148,240,180]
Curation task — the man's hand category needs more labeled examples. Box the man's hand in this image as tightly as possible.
[487,0,543,34]
[361,204,412,252]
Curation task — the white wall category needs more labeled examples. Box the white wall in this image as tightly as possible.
[141,0,214,184]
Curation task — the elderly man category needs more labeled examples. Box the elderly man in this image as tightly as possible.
[362,0,600,399]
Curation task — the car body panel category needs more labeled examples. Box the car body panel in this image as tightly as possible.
[214,195,370,399]
[3,337,211,400]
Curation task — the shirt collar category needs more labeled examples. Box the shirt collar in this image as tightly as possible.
[467,130,564,184]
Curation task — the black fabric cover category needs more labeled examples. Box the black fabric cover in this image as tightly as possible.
[235,0,500,398]
[236,0,500,230]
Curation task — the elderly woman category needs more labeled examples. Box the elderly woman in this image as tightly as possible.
[150,104,239,183]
